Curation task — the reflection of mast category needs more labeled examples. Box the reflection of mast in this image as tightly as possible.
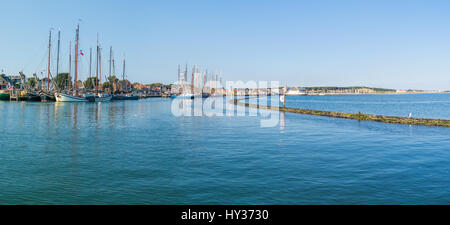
[73,104,78,129]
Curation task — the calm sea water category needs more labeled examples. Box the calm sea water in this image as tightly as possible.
[283,93,450,119]
[0,94,450,204]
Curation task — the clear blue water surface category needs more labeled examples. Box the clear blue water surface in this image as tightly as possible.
[0,95,449,204]
[282,93,450,119]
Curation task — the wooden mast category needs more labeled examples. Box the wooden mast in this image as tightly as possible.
[96,33,99,95]
[112,52,116,93]
[110,46,115,94]
[178,64,180,83]
[74,23,79,97]
[191,65,195,94]
[68,41,71,91]
[109,46,112,79]
[99,47,102,92]
[46,29,52,92]
[185,65,188,83]
[56,30,60,88]
[122,53,126,93]
[204,69,207,87]
[89,47,92,80]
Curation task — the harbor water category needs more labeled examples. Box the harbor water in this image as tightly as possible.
[282,93,450,120]
[0,94,450,204]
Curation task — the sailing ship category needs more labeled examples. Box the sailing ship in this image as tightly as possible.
[40,29,58,101]
[171,92,196,99]
[19,91,41,101]
[55,92,87,102]
[55,23,87,102]
[111,53,138,100]
[17,72,41,101]
[0,90,10,100]
[92,35,112,102]
[171,65,214,99]
[171,65,196,99]
[0,74,13,100]
[94,91,112,102]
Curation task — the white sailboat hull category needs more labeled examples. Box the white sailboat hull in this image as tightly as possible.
[55,93,88,102]
[171,93,198,99]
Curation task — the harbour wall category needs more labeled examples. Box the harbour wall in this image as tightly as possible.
[233,98,450,128]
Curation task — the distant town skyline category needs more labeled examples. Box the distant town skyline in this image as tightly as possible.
[0,0,449,90]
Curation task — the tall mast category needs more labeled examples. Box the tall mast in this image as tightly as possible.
[178,64,180,83]
[56,30,60,87]
[184,64,187,84]
[215,74,218,90]
[96,33,99,95]
[109,46,112,78]
[46,29,52,92]
[191,65,195,94]
[99,47,102,92]
[112,52,116,93]
[68,41,71,91]
[122,53,126,92]
[89,47,92,79]
[204,69,208,87]
[74,23,79,97]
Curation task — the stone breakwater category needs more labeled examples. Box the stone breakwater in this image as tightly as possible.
[233,98,450,128]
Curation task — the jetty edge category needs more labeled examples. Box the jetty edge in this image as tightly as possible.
[232,98,450,128]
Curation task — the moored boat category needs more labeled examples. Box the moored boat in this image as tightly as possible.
[110,51,138,101]
[39,91,56,101]
[0,90,10,100]
[112,93,139,101]
[96,96,112,102]
[20,90,41,101]
[55,23,87,103]
[171,93,196,99]
[95,93,112,102]
[55,93,88,102]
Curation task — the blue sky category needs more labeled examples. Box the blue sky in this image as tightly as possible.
[0,0,449,90]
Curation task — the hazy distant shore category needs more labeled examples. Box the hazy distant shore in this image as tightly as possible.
[302,91,446,96]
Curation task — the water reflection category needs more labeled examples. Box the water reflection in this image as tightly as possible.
[108,102,116,128]
[3,98,450,204]
[73,103,78,129]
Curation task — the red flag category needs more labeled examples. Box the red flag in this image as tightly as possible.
[80,50,85,56]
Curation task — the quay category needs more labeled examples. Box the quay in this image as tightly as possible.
[233,98,450,128]
[9,90,20,101]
